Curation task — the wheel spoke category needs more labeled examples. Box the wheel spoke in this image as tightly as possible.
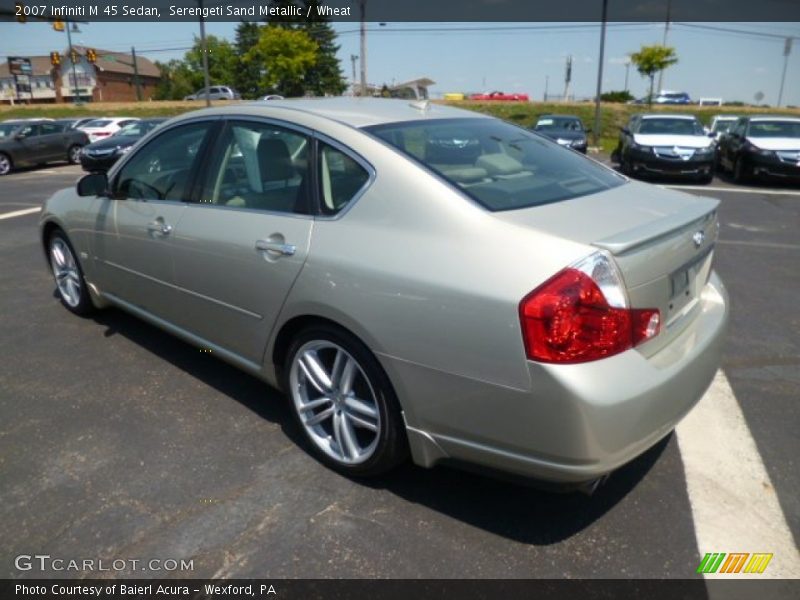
[339,412,361,460]
[344,396,378,420]
[298,351,333,394]
[339,357,358,394]
[346,412,378,432]
[51,244,66,268]
[299,396,332,412]
[332,411,345,458]
[305,406,334,427]
[330,349,345,387]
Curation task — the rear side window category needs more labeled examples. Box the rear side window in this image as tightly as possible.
[318,143,370,215]
[366,118,623,211]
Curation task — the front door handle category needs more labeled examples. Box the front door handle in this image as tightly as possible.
[147,220,173,236]
[255,239,296,256]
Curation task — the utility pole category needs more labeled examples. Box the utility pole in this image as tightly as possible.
[350,54,358,94]
[656,0,672,95]
[777,37,793,108]
[624,60,631,92]
[544,75,549,101]
[359,0,367,97]
[197,0,211,107]
[563,55,572,102]
[131,46,142,101]
[592,0,608,148]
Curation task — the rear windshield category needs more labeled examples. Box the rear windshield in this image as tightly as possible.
[365,118,624,211]
[84,119,112,128]
[638,118,704,135]
[535,117,583,131]
[748,120,800,138]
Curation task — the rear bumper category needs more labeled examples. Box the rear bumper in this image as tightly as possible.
[394,272,729,484]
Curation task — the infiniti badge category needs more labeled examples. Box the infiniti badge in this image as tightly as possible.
[692,230,705,248]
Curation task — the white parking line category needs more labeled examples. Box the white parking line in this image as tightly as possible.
[676,370,800,579]
[0,207,40,220]
[663,185,800,196]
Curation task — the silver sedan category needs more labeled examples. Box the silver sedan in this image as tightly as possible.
[39,99,728,490]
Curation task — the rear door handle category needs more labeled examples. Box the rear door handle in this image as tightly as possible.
[146,220,173,236]
[255,239,296,256]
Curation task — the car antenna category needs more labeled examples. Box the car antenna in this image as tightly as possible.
[409,99,430,112]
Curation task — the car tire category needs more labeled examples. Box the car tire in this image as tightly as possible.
[48,229,95,316]
[0,152,12,176]
[67,145,83,165]
[733,157,750,184]
[283,324,408,477]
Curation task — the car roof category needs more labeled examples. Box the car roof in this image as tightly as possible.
[537,114,581,120]
[639,114,697,120]
[171,98,493,129]
[747,115,800,122]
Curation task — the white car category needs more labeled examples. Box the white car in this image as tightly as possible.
[261,94,285,101]
[709,115,739,141]
[78,118,140,143]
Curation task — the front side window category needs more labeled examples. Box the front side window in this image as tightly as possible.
[319,143,370,216]
[366,118,624,211]
[115,122,212,201]
[198,120,310,214]
[18,124,41,137]
[40,122,60,135]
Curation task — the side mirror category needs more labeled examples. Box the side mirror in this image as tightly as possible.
[621,127,631,135]
[77,172,109,197]
[14,133,25,141]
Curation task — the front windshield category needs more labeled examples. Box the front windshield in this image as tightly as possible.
[638,118,705,136]
[535,117,583,132]
[748,120,800,138]
[712,120,735,134]
[0,123,20,138]
[365,118,624,212]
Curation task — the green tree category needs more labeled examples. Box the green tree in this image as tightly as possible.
[184,35,238,90]
[154,59,196,100]
[244,26,318,97]
[629,45,679,107]
[234,21,263,99]
[266,0,347,96]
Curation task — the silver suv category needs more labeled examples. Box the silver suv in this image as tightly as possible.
[184,86,240,101]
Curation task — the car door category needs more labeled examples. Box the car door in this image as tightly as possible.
[14,123,45,165]
[91,119,218,323]
[168,118,316,365]
[38,121,66,161]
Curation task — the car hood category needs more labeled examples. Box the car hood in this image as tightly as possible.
[746,137,800,151]
[537,129,586,142]
[86,135,139,150]
[633,133,712,148]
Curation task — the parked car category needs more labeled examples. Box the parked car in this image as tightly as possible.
[470,91,529,101]
[654,91,692,105]
[40,99,727,490]
[80,118,166,172]
[0,119,88,176]
[532,114,589,153]
[613,114,716,182]
[709,115,739,141]
[184,86,241,101]
[53,117,101,132]
[717,116,800,183]
[261,94,285,101]
[79,117,140,143]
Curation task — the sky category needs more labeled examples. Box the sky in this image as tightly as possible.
[2,20,799,106]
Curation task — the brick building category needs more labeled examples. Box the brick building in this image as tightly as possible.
[1,47,160,104]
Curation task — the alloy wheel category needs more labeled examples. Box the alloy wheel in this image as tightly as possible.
[50,237,82,307]
[0,154,11,176]
[289,340,381,465]
[69,146,82,164]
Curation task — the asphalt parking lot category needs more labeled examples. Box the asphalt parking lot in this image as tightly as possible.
[1,163,798,580]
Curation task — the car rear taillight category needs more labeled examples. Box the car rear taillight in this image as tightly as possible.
[519,252,660,364]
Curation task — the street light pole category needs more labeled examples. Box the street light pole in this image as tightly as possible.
[624,60,630,92]
[656,0,672,95]
[777,37,792,108]
[592,0,608,148]
[64,20,80,104]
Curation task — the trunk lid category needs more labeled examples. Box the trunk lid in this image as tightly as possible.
[495,180,719,355]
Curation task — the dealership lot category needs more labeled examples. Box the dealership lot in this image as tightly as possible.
[0,164,798,579]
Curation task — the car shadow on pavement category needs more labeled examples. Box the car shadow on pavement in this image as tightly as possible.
[88,305,669,546]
